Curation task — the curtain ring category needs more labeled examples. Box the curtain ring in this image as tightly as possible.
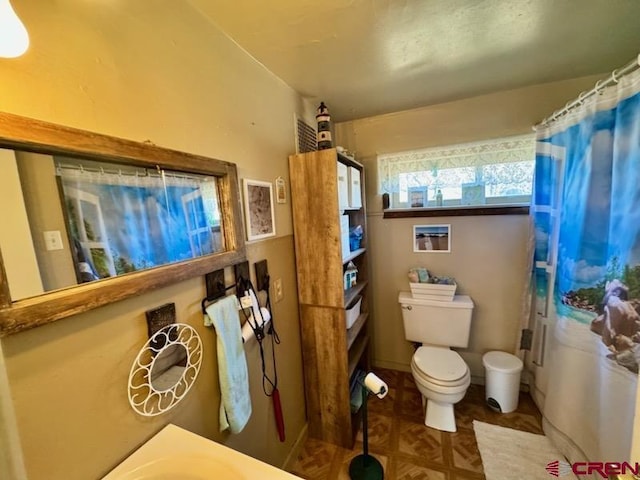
[577,91,588,104]
[611,69,619,84]
[595,79,605,93]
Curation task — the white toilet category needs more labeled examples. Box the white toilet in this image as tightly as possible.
[398,291,474,432]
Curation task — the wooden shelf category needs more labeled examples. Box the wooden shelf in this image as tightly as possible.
[342,248,366,265]
[290,148,371,448]
[348,334,369,379]
[344,281,368,308]
[383,204,529,218]
[347,312,369,350]
[337,151,363,169]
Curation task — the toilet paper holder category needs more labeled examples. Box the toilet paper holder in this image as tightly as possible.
[350,372,388,480]
[363,372,388,399]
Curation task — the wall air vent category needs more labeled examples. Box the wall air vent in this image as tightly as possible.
[295,115,317,154]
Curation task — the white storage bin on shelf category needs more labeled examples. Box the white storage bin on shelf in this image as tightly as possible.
[340,214,350,260]
[337,162,349,211]
[345,296,362,329]
[410,282,457,302]
[347,166,362,209]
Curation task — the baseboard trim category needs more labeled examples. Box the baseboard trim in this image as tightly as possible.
[372,359,411,372]
[282,423,308,472]
[374,362,532,394]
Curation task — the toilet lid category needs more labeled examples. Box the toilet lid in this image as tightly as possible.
[413,346,468,382]
[412,359,470,388]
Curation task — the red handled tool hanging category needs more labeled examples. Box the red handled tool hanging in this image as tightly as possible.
[272,388,285,442]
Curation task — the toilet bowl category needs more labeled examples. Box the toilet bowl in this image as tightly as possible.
[398,292,474,432]
[410,346,470,432]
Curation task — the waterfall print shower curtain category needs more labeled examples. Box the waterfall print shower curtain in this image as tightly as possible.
[531,69,640,463]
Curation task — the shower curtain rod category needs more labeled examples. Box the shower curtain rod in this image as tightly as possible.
[535,53,640,129]
[56,162,211,182]
[57,163,152,177]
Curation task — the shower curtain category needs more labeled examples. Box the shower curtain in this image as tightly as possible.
[57,165,219,281]
[531,69,640,463]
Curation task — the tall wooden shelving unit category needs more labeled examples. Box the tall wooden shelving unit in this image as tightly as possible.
[289,148,370,448]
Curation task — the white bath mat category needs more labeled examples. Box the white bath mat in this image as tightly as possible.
[473,421,576,480]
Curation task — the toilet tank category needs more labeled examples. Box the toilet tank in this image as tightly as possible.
[398,291,474,347]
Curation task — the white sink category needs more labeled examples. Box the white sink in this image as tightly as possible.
[111,454,243,480]
[102,424,302,480]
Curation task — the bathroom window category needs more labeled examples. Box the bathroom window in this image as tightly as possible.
[379,135,535,214]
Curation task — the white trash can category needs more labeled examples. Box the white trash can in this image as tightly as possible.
[482,351,523,413]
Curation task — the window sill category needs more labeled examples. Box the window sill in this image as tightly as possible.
[382,204,529,219]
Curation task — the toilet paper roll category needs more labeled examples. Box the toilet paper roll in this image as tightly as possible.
[364,372,388,399]
[241,321,255,343]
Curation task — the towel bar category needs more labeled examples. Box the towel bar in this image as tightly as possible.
[203,294,271,344]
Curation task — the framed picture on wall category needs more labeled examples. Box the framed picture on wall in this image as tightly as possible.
[413,224,451,253]
[409,186,427,207]
[461,183,486,206]
[243,179,276,241]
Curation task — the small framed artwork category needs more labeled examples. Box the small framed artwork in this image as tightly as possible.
[461,183,486,206]
[414,224,451,253]
[243,179,276,241]
[275,176,287,204]
[409,186,427,208]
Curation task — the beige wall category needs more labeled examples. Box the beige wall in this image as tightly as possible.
[0,2,307,480]
[2,236,303,480]
[335,75,603,377]
[0,149,43,300]
[366,214,530,377]
[0,342,27,480]
[15,151,77,295]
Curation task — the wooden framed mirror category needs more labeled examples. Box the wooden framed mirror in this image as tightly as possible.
[0,112,246,336]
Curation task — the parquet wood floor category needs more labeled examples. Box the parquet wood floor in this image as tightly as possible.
[288,368,542,480]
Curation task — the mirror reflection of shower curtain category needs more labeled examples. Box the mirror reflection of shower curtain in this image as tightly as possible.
[57,165,221,282]
[530,69,640,464]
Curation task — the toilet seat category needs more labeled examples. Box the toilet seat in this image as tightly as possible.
[412,360,469,388]
[411,362,470,394]
[412,346,469,385]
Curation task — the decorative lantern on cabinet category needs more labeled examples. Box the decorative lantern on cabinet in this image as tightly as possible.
[316,101,332,150]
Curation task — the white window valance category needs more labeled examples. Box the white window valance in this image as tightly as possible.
[377,134,535,194]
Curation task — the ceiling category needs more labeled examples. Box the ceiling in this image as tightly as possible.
[191,0,640,122]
